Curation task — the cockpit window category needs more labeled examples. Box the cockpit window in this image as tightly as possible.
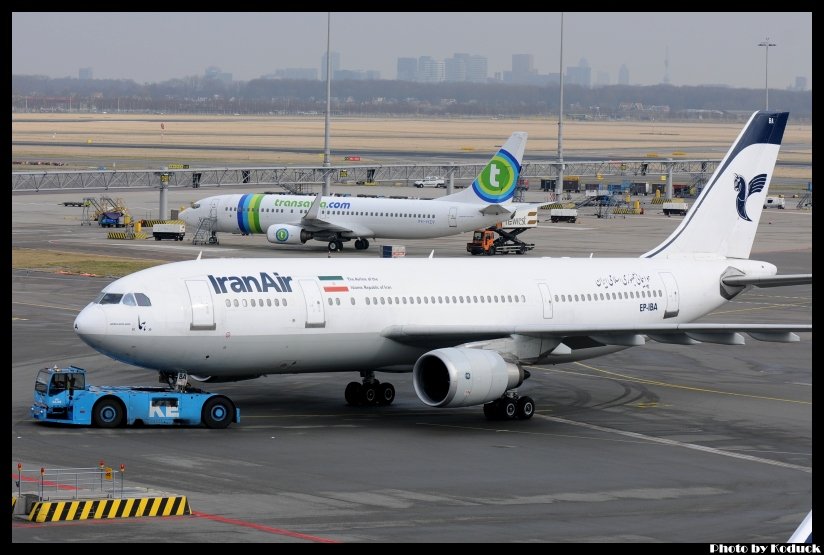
[122,293,137,306]
[135,293,152,306]
[191,203,200,209]
[93,292,106,303]
[99,293,124,305]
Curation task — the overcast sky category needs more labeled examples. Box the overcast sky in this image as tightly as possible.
[12,12,812,89]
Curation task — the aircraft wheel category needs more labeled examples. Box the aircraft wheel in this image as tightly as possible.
[202,396,234,429]
[344,382,362,406]
[516,396,535,420]
[361,383,378,405]
[328,240,339,252]
[335,241,344,251]
[483,401,500,420]
[362,239,369,249]
[499,398,517,419]
[378,383,395,406]
[93,398,125,428]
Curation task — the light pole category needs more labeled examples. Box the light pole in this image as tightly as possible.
[757,37,776,110]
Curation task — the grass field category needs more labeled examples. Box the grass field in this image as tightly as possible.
[11,114,812,180]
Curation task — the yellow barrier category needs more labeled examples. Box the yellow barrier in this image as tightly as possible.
[26,496,191,522]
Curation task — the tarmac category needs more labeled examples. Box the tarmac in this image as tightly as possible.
[11,185,811,542]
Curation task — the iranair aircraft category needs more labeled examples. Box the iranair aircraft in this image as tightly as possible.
[179,132,531,252]
[75,112,810,420]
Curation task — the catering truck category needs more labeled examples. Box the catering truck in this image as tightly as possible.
[30,365,239,429]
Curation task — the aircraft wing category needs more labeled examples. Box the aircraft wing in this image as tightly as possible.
[298,194,373,236]
[722,274,812,287]
[382,322,812,348]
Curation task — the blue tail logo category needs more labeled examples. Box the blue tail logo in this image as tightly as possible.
[472,149,521,203]
[734,173,767,222]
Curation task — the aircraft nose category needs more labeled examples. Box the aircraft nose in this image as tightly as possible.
[74,304,106,343]
[179,207,194,226]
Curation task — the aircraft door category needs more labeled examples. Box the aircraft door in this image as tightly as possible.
[299,279,326,328]
[658,272,680,319]
[185,280,216,330]
[537,282,554,318]
[448,206,457,228]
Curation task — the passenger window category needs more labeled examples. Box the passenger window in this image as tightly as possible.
[225,299,231,307]
[387,297,393,304]
[437,296,442,303]
[328,298,333,306]
[424,297,429,304]
[351,298,355,305]
[267,299,272,307]
[574,295,579,302]
[251,299,256,307]
[282,299,287,307]
[122,293,137,306]
[242,299,247,307]
[335,298,340,306]
[380,298,385,305]
[366,298,371,305]
[233,299,239,307]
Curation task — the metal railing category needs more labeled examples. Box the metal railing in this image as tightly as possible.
[11,159,719,193]
[14,461,127,501]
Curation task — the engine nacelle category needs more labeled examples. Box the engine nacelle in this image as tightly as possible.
[266,224,313,245]
[190,374,262,383]
[413,348,525,408]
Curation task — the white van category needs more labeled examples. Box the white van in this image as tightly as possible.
[763,196,785,209]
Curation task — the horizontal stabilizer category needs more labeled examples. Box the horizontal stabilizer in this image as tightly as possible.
[480,204,514,216]
[722,274,812,287]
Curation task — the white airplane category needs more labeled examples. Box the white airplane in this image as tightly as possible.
[179,132,531,252]
[74,111,810,420]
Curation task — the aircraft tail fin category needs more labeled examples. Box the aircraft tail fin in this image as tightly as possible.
[438,132,527,205]
[642,111,788,260]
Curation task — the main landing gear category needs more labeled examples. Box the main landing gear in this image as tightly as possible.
[345,371,395,406]
[354,238,370,250]
[483,392,535,420]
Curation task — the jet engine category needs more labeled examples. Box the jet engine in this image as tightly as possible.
[266,224,313,245]
[412,348,525,408]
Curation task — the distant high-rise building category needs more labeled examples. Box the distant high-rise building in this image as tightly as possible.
[79,67,93,80]
[321,51,341,81]
[417,56,444,83]
[397,57,418,81]
[510,54,535,84]
[512,54,534,75]
[566,58,591,88]
[618,64,629,85]
[467,55,488,83]
[365,70,381,81]
[445,54,468,82]
[663,46,670,85]
[791,76,807,91]
[205,66,232,84]
[594,70,610,87]
[268,68,318,80]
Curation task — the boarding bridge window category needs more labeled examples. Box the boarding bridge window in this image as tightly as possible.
[100,293,124,305]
